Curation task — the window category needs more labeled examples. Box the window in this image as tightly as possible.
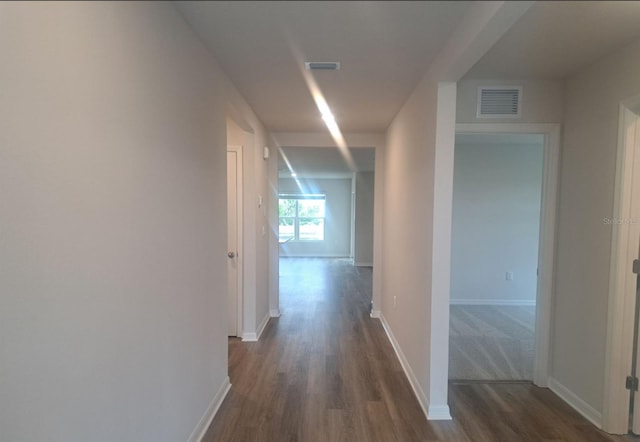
[279,194,326,241]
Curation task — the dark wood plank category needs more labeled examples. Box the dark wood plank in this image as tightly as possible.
[204,258,631,442]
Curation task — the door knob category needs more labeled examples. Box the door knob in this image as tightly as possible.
[228,251,236,258]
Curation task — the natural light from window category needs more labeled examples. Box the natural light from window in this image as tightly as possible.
[279,194,326,241]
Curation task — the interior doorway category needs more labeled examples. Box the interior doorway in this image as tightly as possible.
[276,146,375,264]
[449,132,544,381]
[270,133,384,318]
[451,123,561,386]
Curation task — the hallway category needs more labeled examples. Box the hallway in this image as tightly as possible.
[204,259,622,441]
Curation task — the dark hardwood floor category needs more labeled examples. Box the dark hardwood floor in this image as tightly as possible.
[203,258,632,441]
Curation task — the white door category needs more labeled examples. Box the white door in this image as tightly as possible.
[633,238,640,434]
[628,118,640,434]
[227,147,242,337]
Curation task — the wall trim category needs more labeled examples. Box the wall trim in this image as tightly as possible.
[378,313,452,421]
[242,312,270,342]
[370,310,381,319]
[241,332,256,341]
[427,405,453,420]
[242,332,258,342]
[450,299,536,306]
[354,261,374,267]
[187,376,231,442]
[256,311,270,339]
[270,309,281,318]
[548,377,602,429]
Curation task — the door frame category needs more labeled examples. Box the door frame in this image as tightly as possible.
[603,95,640,434]
[227,145,244,337]
[455,123,561,386]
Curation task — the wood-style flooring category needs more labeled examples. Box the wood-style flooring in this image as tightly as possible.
[203,258,631,441]
[449,305,535,381]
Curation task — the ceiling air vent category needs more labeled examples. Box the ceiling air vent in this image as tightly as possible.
[477,86,522,118]
[305,61,341,71]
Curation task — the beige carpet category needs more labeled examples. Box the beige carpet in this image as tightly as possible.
[449,305,535,381]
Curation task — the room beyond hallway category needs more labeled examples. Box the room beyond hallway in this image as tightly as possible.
[203,258,625,441]
[449,305,535,381]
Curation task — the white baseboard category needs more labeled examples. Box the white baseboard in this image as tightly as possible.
[427,405,453,420]
[256,312,270,339]
[354,261,373,267]
[242,312,270,342]
[270,309,281,317]
[187,376,231,442]
[450,299,536,306]
[378,313,452,421]
[370,310,381,318]
[548,377,602,429]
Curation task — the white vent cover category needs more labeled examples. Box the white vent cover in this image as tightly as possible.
[477,86,522,118]
[305,61,341,71]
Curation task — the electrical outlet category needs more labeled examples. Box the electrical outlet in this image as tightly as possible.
[506,271,514,281]
[393,296,397,308]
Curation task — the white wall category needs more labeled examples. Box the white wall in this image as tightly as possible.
[456,78,564,124]
[245,125,272,337]
[553,37,640,416]
[354,172,375,266]
[268,136,281,317]
[279,178,352,257]
[383,75,438,411]
[450,138,543,304]
[0,2,271,440]
[227,118,245,145]
[379,1,534,419]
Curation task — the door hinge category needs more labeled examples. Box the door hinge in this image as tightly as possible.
[626,376,639,391]
[634,259,640,274]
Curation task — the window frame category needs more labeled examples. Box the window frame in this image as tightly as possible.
[278,193,326,242]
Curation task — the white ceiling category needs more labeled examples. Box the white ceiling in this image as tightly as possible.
[175,1,471,132]
[279,147,374,178]
[175,1,640,133]
[465,1,640,80]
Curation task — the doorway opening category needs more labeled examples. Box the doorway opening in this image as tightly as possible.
[276,145,377,319]
[451,123,560,386]
[277,146,375,264]
[449,132,544,381]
